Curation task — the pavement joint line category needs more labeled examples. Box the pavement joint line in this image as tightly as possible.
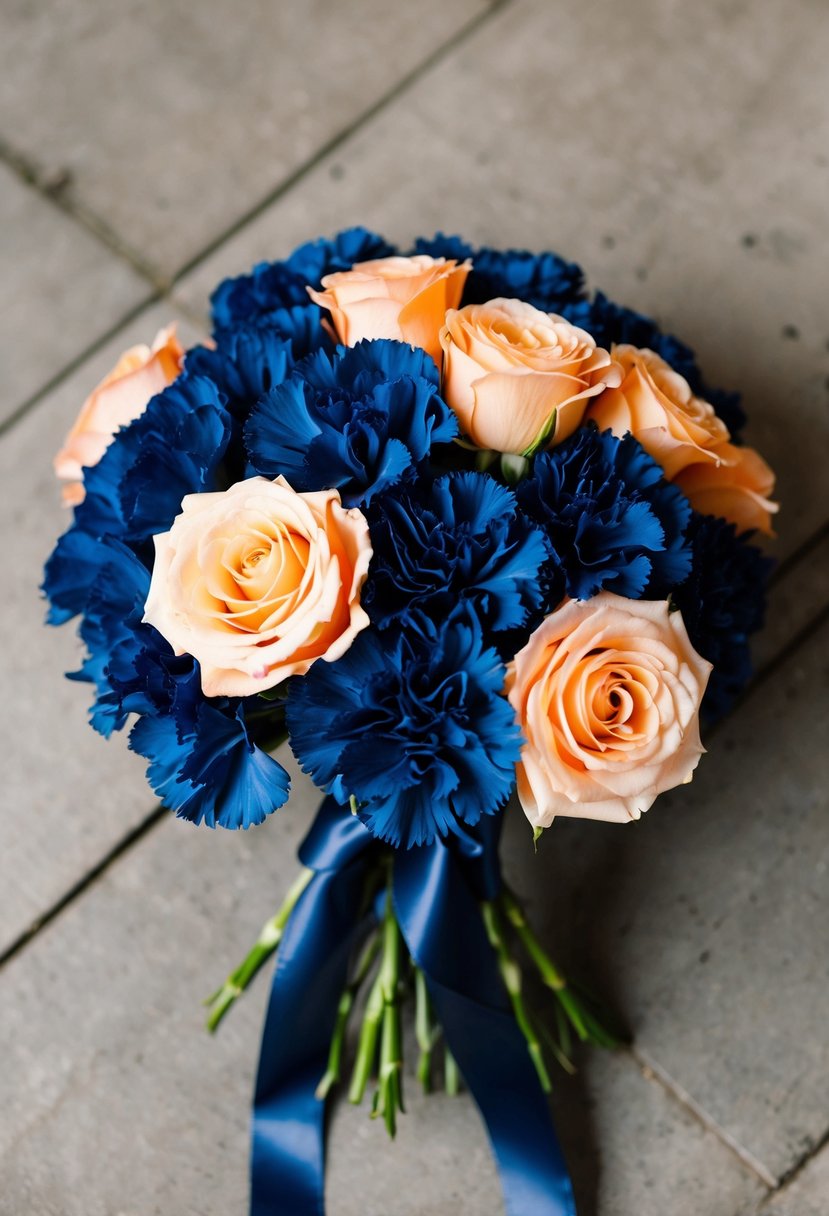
[632,1046,777,1190]
[0,135,168,291]
[742,599,829,703]
[0,290,211,442]
[0,804,167,971]
[757,1124,829,1207]
[769,517,829,588]
[167,0,514,289]
[0,0,510,439]
[0,290,160,440]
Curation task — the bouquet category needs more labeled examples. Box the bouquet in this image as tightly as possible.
[44,229,777,1216]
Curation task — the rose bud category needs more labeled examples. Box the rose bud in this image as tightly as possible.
[439,299,621,455]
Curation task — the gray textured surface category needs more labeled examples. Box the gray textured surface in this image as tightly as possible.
[0,0,491,277]
[176,0,829,563]
[0,305,204,953]
[2,1,828,1214]
[757,1144,829,1216]
[0,750,766,1216]
[0,163,149,424]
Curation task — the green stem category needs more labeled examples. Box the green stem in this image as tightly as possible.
[204,867,314,1032]
[414,967,438,1094]
[499,887,566,989]
[348,967,384,1105]
[316,930,381,1101]
[444,1046,460,1096]
[481,901,552,1093]
[371,885,405,1137]
[499,886,622,1049]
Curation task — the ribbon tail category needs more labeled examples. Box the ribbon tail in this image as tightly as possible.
[393,842,577,1216]
[250,799,374,1216]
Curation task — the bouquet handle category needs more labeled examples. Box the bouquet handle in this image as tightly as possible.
[251,799,576,1216]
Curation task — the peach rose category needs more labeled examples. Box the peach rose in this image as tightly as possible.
[438,299,621,455]
[674,441,778,536]
[586,344,778,533]
[307,254,470,367]
[143,476,372,698]
[54,324,184,506]
[584,344,729,479]
[506,593,711,827]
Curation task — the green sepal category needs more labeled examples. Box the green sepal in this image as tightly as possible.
[500,453,530,484]
[521,408,557,458]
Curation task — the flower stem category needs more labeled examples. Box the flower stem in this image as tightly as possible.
[481,900,552,1093]
[444,1046,461,1096]
[204,866,314,1032]
[499,886,622,1049]
[498,887,565,989]
[348,967,384,1105]
[370,885,405,1137]
[315,929,381,1100]
[414,967,438,1094]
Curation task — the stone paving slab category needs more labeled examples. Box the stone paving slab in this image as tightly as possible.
[0,162,150,425]
[753,530,829,673]
[175,0,829,564]
[0,304,204,955]
[0,745,766,1216]
[0,0,493,279]
[753,1143,829,1216]
[501,618,829,1186]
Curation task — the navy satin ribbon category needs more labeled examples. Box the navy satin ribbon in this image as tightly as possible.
[251,799,575,1216]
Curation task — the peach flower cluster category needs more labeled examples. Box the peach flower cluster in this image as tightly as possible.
[308,254,469,368]
[143,476,372,697]
[50,252,773,837]
[586,345,778,535]
[506,594,711,827]
[54,324,184,505]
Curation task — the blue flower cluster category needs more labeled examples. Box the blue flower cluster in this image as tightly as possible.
[517,425,692,604]
[245,340,456,506]
[287,612,521,847]
[363,472,549,635]
[43,228,770,848]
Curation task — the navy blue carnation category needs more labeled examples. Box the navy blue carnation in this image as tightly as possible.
[130,702,290,829]
[414,233,585,314]
[67,537,200,737]
[672,513,773,719]
[518,426,692,603]
[48,530,290,827]
[184,319,324,421]
[364,472,550,635]
[67,537,156,736]
[245,339,457,505]
[211,227,397,327]
[42,374,232,623]
[286,612,521,848]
